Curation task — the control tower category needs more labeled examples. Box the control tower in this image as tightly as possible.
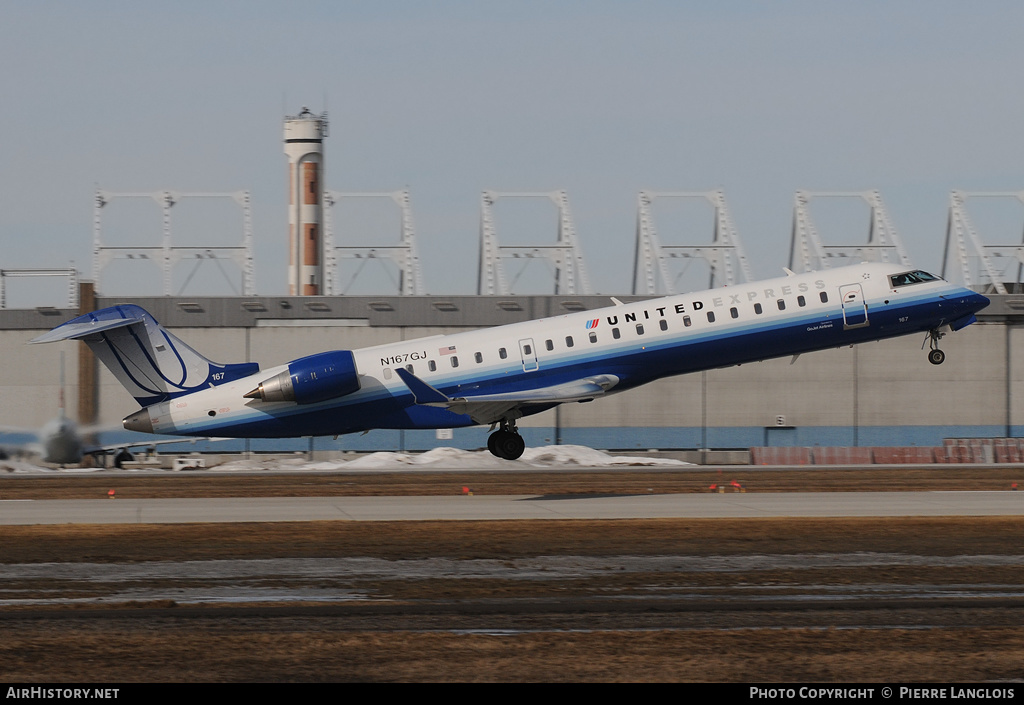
[283,108,328,295]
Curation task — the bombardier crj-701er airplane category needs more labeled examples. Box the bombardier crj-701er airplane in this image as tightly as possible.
[32,262,989,460]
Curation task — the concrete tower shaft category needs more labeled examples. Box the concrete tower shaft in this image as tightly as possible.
[284,108,328,295]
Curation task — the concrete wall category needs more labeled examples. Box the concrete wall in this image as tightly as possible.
[0,330,79,431]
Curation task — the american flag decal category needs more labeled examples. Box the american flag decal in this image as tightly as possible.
[439,345,457,356]
[586,319,599,329]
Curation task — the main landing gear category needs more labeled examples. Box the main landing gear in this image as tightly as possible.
[925,329,946,365]
[487,419,526,460]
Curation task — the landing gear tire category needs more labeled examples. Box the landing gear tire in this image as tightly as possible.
[113,450,133,469]
[925,328,946,365]
[487,426,526,460]
[495,431,525,460]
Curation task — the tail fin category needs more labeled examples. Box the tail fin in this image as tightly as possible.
[31,305,259,407]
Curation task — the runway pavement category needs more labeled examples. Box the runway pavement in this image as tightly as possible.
[1,490,1022,525]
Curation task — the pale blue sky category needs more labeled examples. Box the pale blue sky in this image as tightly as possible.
[2,1,1023,303]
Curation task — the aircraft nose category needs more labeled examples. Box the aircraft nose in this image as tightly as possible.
[957,291,991,316]
[123,408,154,434]
[970,292,991,313]
[941,291,990,314]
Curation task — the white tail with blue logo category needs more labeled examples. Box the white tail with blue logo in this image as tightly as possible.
[31,304,259,407]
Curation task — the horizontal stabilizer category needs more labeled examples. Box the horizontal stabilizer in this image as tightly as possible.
[29,316,142,344]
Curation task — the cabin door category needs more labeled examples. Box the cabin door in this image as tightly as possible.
[518,338,539,372]
[839,283,869,329]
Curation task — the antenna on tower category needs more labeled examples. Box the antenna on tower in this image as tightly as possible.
[477,190,591,295]
[942,190,1024,293]
[632,190,751,294]
[92,189,255,296]
[788,190,911,272]
[324,190,425,295]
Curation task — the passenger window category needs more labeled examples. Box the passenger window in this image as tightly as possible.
[589,331,597,343]
[523,344,532,355]
[612,327,621,339]
[754,303,762,315]
[545,339,553,351]
[636,324,644,335]
[797,295,806,307]
[683,315,691,327]
[777,299,786,311]
[428,360,436,372]
[659,319,668,331]
[383,368,392,380]
[707,311,716,323]
[820,292,829,303]
[450,356,459,368]
[499,347,507,359]
[566,336,574,348]
[406,364,414,373]
[474,352,483,364]
[730,307,739,319]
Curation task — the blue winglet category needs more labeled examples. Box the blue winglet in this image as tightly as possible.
[394,368,451,405]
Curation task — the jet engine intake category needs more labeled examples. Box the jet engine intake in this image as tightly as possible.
[245,350,360,405]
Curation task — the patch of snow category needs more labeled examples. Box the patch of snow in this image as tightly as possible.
[9,445,689,473]
[249,445,688,471]
[521,445,687,467]
[0,459,53,474]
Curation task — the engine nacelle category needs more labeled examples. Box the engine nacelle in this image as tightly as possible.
[244,350,360,405]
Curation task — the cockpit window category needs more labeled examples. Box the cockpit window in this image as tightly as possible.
[890,270,941,288]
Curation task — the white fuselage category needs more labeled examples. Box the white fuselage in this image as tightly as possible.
[130,262,988,440]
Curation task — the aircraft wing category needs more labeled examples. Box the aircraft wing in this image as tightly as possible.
[394,368,619,425]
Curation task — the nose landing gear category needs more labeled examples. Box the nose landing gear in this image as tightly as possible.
[487,419,526,460]
[925,329,946,365]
